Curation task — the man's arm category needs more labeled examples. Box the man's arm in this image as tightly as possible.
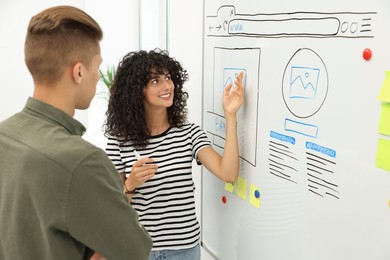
[66,149,152,260]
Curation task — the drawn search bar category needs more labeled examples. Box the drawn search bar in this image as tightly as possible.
[228,18,340,36]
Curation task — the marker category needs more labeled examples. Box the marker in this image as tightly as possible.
[134,149,141,160]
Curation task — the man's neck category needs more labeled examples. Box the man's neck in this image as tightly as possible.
[33,85,75,117]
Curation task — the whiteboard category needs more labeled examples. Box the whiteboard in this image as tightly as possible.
[201,1,390,259]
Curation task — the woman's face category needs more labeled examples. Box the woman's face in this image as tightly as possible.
[143,70,174,111]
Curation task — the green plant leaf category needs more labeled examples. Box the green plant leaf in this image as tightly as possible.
[99,65,116,90]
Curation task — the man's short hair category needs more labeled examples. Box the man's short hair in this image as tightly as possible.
[24,5,103,84]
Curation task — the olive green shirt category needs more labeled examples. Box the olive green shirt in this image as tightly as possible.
[0,97,152,259]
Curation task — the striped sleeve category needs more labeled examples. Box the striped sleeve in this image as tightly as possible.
[190,124,211,161]
[105,136,125,172]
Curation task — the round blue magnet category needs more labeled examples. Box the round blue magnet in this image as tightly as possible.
[254,190,260,198]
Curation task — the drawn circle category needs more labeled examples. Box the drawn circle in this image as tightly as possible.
[350,22,358,33]
[282,48,328,118]
[340,22,349,33]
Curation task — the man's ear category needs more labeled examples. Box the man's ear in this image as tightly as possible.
[72,62,83,84]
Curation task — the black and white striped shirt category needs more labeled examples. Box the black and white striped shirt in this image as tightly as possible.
[106,123,211,250]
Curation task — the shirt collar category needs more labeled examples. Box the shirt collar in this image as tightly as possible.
[23,97,86,136]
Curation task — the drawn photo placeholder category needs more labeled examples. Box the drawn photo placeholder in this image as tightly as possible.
[209,47,261,166]
[282,48,328,118]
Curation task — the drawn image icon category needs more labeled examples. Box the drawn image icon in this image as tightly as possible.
[289,66,320,99]
[282,48,328,118]
[223,68,246,90]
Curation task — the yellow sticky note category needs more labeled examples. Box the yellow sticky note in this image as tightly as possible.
[379,103,390,136]
[237,177,247,200]
[224,182,235,193]
[249,184,261,208]
[378,71,390,102]
[376,138,390,171]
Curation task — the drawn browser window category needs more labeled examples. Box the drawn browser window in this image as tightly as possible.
[289,66,320,99]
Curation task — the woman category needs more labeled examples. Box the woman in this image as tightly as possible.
[105,48,244,260]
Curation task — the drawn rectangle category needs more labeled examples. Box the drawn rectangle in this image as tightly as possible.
[211,47,261,167]
[284,118,318,138]
[229,18,340,36]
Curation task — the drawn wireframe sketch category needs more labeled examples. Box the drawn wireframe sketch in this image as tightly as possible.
[282,48,328,118]
[267,130,339,199]
[305,143,339,199]
[289,66,320,99]
[268,131,300,184]
[206,5,376,39]
[205,47,260,167]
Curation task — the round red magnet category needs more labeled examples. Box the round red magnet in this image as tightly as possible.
[363,48,372,61]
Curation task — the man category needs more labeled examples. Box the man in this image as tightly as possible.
[0,5,152,259]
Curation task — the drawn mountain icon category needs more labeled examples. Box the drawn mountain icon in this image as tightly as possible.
[224,76,233,88]
[223,68,246,91]
[289,66,320,99]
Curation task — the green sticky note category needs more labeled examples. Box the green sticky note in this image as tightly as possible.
[224,182,235,193]
[249,184,261,208]
[379,103,390,136]
[378,71,390,102]
[237,177,247,200]
[376,138,390,171]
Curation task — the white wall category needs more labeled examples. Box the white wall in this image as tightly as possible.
[0,1,212,259]
[82,0,140,149]
[0,0,139,125]
[0,0,84,122]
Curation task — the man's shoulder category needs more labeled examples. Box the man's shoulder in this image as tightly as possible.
[1,112,108,171]
[49,134,108,167]
[0,111,22,129]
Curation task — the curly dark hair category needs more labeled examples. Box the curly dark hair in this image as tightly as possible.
[104,48,189,148]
